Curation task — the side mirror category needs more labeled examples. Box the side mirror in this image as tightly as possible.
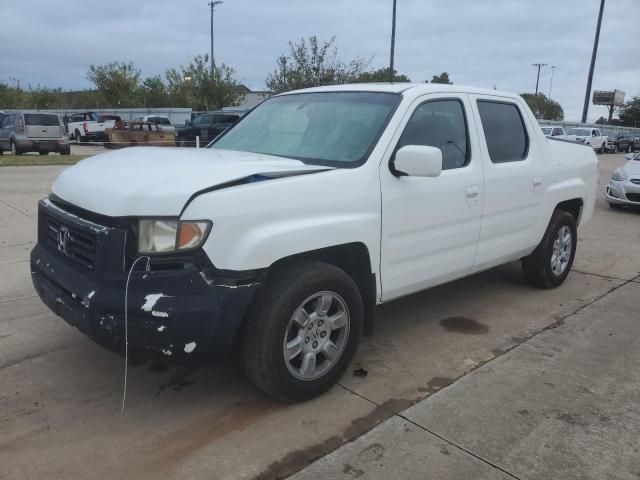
[393,145,442,177]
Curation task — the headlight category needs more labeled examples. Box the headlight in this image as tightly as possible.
[137,219,211,254]
[611,169,628,182]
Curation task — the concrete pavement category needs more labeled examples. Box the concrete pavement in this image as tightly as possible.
[0,153,639,479]
[293,279,640,480]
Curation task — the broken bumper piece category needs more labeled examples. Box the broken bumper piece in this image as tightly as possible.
[31,244,259,361]
[30,200,259,362]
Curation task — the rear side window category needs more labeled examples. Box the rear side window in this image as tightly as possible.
[24,114,60,126]
[396,99,470,170]
[477,100,528,163]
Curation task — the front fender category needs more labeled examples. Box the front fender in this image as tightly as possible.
[181,167,381,273]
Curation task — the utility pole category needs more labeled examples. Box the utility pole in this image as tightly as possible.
[389,0,397,82]
[208,1,223,76]
[581,0,605,123]
[548,65,556,99]
[532,63,547,95]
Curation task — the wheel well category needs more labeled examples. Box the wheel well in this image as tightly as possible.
[556,198,583,224]
[269,243,377,336]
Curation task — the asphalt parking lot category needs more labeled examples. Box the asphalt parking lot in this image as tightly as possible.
[1,152,639,479]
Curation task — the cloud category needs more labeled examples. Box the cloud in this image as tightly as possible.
[0,0,637,121]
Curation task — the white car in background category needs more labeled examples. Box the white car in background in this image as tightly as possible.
[606,152,640,209]
[132,115,175,133]
[541,126,567,138]
[565,127,607,153]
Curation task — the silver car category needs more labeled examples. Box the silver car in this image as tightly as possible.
[606,152,640,208]
[0,111,70,155]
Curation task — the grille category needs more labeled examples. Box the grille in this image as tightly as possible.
[625,193,640,203]
[45,214,97,269]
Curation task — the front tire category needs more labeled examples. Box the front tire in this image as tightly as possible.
[242,261,363,402]
[74,130,82,144]
[522,209,577,289]
[10,140,19,156]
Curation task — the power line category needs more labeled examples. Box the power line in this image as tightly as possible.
[548,65,556,99]
[389,0,397,82]
[532,63,547,95]
[208,1,223,75]
[581,0,605,123]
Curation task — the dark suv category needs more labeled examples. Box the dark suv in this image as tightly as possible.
[175,112,241,147]
[0,112,70,155]
[614,135,640,153]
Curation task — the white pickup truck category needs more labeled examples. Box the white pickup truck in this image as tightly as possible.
[65,112,120,143]
[31,84,598,401]
[565,127,608,153]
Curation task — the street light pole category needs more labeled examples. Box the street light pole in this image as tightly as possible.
[389,0,397,82]
[581,0,605,123]
[548,65,556,99]
[208,1,223,76]
[532,63,547,95]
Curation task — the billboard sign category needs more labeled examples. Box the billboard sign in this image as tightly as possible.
[593,90,625,106]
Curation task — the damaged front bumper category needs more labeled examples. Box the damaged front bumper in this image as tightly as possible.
[30,199,260,361]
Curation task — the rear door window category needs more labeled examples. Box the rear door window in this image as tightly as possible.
[24,114,60,126]
[476,100,528,163]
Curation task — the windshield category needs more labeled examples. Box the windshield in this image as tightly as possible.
[212,92,400,166]
[568,128,591,137]
[541,127,552,135]
[193,114,212,125]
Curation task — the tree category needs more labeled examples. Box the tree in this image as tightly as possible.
[165,54,243,111]
[354,67,411,83]
[87,61,141,107]
[0,82,27,109]
[595,116,606,125]
[521,93,564,121]
[619,96,640,127]
[141,76,169,108]
[266,36,370,93]
[428,72,453,84]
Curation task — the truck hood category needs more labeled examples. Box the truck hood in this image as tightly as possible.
[52,147,331,217]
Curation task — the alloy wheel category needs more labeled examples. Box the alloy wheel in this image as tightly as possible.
[551,226,572,276]
[282,291,350,381]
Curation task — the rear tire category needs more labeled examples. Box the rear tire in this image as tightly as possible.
[242,261,363,402]
[39,151,48,156]
[522,209,577,289]
[10,140,19,156]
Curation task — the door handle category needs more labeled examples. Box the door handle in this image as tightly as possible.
[533,177,543,189]
[466,186,480,198]
[465,185,480,206]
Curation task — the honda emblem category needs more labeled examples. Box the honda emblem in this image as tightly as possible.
[57,226,70,254]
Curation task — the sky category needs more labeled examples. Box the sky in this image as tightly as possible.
[0,0,637,122]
